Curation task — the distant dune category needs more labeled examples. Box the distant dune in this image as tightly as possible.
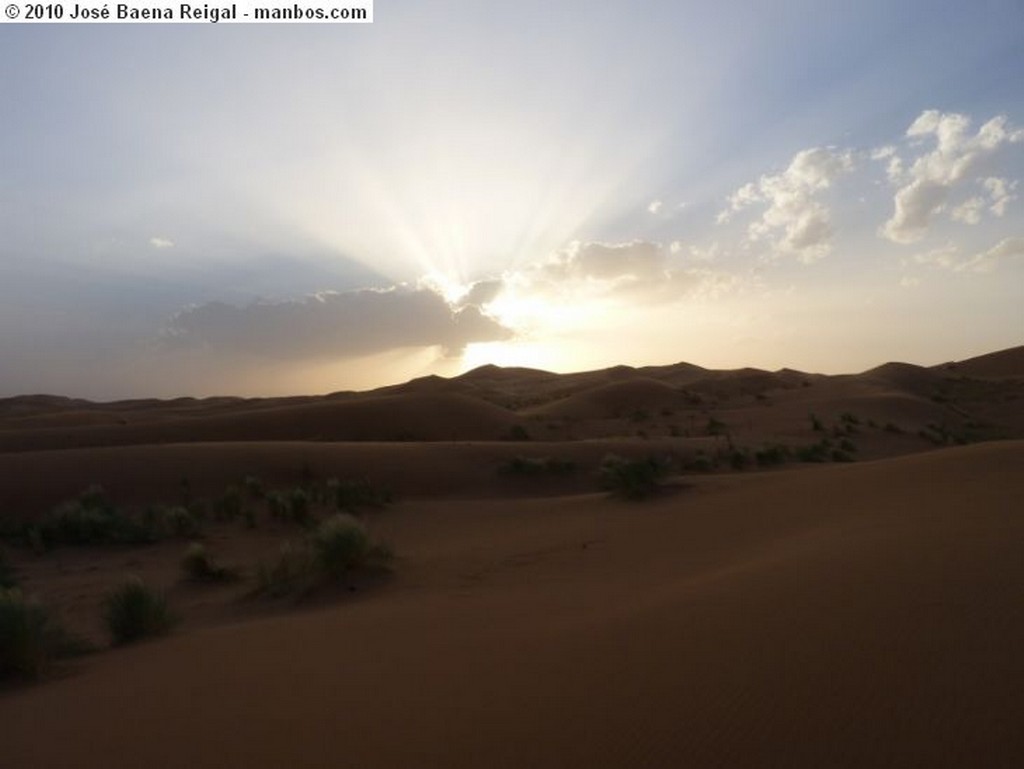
[1,345,1022,768]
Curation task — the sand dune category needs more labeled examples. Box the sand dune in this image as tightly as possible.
[2,346,1023,767]
[3,441,1023,767]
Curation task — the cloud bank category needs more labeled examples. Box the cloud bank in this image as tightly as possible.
[165,286,513,360]
[719,147,854,262]
[880,111,1024,243]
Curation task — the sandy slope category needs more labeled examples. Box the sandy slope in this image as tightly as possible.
[3,441,1023,768]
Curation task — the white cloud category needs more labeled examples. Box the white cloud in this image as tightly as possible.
[149,237,175,249]
[909,236,1024,274]
[984,177,1018,216]
[912,244,960,270]
[718,147,854,262]
[959,236,1024,273]
[951,196,984,225]
[493,240,741,309]
[880,110,1023,243]
[647,199,663,214]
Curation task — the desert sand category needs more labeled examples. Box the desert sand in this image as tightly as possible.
[2,346,1023,767]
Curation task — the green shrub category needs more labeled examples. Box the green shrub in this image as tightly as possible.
[242,475,265,499]
[0,549,16,589]
[498,456,577,477]
[755,444,789,467]
[326,478,393,511]
[161,506,201,538]
[311,514,375,579]
[255,542,317,598]
[36,495,160,548]
[728,449,751,471]
[181,543,237,583]
[266,490,288,520]
[287,488,312,525]
[214,486,243,521]
[502,425,530,441]
[1,589,88,680]
[255,517,392,598]
[599,454,670,500]
[705,417,727,436]
[104,578,178,645]
[796,441,831,463]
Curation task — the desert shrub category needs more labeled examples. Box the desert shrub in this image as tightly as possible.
[242,475,265,499]
[104,578,178,645]
[630,408,650,423]
[287,488,312,525]
[309,518,382,577]
[840,412,861,426]
[327,478,393,511]
[705,417,727,436]
[599,454,670,500]
[266,490,289,520]
[810,413,824,432]
[884,422,904,434]
[831,449,855,462]
[684,449,716,472]
[839,438,857,454]
[1,589,89,680]
[498,456,577,477]
[796,441,831,463]
[181,543,237,583]
[255,518,393,598]
[728,449,751,471]
[755,444,789,467]
[255,542,317,598]
[161,506,201,538]
[0,549,17,588]
[214,486,243,522]
[34,488,163,549]
[502,425,531,441]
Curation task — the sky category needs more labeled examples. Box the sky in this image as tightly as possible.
[1,0,1023,398]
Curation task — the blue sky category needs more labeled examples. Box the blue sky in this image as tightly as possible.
[1,0,1022,397]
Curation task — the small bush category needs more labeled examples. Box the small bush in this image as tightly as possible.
[311,514,387,580]
[214,486,243,522]
[796,441,831,463]
[0,549,17,589]
[705,417,727,437]
[728,449,751,471]
[242,475,265,499]
[161,506,201,538]
[1,589,88,680]
[599,454,670,500]
[755,444,789,467]
[35,492,161,549]
[266,491,289,520]
[181,543,237,583]
[502,425,531,441]
[255,542,317,598]
[327,478,393,511]
[287,488,312,525]
[810,413,824,432]
[255,517,393,598]
[498,456,577,477]
[104,578,178,645]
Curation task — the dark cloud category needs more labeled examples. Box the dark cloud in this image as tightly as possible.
[164,286,513,359]
[461,278,505,307]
